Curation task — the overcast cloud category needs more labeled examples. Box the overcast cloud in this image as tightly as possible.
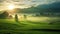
[0,0,60,10]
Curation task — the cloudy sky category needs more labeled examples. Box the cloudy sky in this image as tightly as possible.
[0,0,60,10]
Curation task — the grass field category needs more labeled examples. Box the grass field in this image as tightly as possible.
[0,17,60,34]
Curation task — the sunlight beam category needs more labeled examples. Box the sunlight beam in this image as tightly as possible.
[7,4,15,10]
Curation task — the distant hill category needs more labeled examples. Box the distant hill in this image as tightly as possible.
[36,1,60,13]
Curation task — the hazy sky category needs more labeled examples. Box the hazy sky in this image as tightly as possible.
[0,0,60,10]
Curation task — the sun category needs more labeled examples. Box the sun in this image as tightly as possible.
[7,4,15,10]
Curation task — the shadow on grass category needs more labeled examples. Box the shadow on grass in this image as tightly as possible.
[0,21,24,30]
[29,29,60,32]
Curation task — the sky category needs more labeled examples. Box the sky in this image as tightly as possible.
[0,0,60,10]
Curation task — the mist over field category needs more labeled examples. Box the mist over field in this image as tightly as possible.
[0,0,60,34]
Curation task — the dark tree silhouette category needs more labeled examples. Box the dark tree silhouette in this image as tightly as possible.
[24,15,27,19]
[15,14,19,22]
[0,11,9,19]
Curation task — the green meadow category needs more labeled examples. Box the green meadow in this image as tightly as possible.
[0,17,60,34]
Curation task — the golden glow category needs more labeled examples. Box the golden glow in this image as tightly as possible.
[12,15,15,18]
[7,4,15,10]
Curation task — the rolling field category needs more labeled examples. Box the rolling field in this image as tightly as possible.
[0,17,60,34]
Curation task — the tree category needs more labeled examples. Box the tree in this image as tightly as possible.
[15,14,19,22]
[0,11,9,19]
